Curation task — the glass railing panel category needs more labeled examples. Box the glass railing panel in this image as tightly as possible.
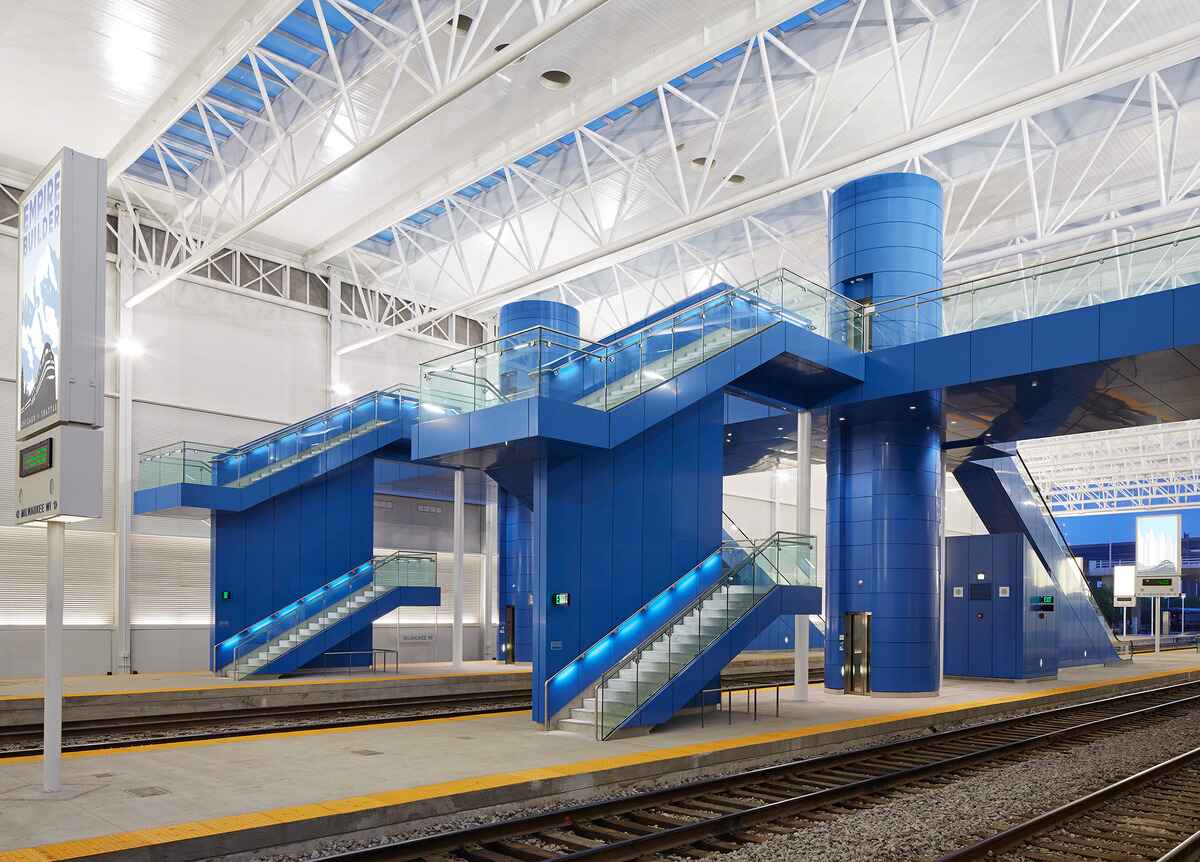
[701,294,734,361]
[604,339,643,407]
[642,315,676,384]
[671,305,706,374]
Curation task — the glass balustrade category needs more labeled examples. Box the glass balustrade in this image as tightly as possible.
[137,385,419,492]
[419,272,866,419]
[595,531,815,739]
[870,222,1200,347]
[212,551,436,679]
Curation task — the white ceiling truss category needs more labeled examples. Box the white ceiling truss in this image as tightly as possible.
[326,0,1200,347]
[110,0,604,311]
[1020,421,1200,516]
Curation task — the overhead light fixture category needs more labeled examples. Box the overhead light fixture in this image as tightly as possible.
[540,70,572,89]
[448,14,473,32]
[690,156,716,171]
[494,43,527,63]
[115,338,144,358]
[331,382,352,398]
[908,405,916,410]
[838,416,846,422]
[727,174,747,184]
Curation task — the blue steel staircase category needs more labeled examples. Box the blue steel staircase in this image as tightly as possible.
[212,551,439,679]
[548,533,819,739]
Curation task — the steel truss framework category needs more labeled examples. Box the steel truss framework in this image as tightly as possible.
[113,0,597,312]
[1020,421,1200,516]
[320,0,1200,347]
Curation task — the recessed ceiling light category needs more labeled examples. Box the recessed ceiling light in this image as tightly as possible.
[540,70,572,89]
[494,43,526,63]
[690,156,716,171]
[908,405,916,410]
[675,142,686,152]
[727,173,747,184]
[838,416,846,422]
[448,14,473,32]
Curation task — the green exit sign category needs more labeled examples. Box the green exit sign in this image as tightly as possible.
[1033,595,1054,604]
[552,592,570,607]
[221,590,232,601]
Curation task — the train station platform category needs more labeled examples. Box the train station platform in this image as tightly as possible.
[1,651,1197,861]
[0,651,811,726]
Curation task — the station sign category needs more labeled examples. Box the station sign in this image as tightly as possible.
[1135,514,1181,577]
[15,424,103,524]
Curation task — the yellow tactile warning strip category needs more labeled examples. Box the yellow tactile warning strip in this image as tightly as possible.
[1,665,1196,862]
[0,667,533,703]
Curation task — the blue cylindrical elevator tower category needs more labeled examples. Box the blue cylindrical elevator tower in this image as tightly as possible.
[824,173,945,695]
[495,300,579,662]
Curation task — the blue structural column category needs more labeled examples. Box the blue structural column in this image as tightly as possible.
[495,301,580,662]
[825,173,945,695]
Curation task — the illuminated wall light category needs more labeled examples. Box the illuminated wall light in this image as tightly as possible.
[115,337,145,357]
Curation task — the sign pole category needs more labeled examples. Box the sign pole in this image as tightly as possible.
[1122,606,1127,638]
[44,520,64,792]
[1154,596,1161,655]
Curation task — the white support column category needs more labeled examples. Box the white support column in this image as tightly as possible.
[327,269,343,408]
[453,469,465,667]
[114,207,135,675]
[792,411,812,702]
[44,520,65,792]
[481,476,499,660]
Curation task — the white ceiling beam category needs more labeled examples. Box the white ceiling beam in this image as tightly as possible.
[339,20,1200,353]
[105,0,301,184]
[302,0,816,267]
[123,0,611,311]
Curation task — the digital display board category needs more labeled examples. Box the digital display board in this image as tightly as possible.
[1136,514,1181,577]
[18,439,52,478]
[17,161,62,435]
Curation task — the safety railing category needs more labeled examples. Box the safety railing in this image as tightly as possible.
[137,384,420,491]
[212,550,436,679]
[595,531,815,739]
[419,270,867,420]
[869,222,1200,348]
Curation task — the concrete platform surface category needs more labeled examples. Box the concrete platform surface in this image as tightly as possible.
[0,652,1197,861]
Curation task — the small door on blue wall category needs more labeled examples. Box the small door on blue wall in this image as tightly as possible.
[503,605,516,665]
[843,612,871,695]
[968,581,993,677]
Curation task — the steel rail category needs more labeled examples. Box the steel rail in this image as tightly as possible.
[935,745,1200,861]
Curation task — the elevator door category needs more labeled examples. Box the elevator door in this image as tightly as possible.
[503,605,516,664]
[843,612,871,695]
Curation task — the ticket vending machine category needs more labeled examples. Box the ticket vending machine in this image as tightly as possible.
[842,612,871,695]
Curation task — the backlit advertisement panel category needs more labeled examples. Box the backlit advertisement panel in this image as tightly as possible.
[1135,514,1181,577]
[17,161,62,435]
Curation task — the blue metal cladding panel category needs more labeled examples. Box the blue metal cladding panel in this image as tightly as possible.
[1099,290,1173,360]
[1173,282,1200,346]
[1031,306,1100,372]
[533,392,725,723]
[210,458,376,667]
[830,172,943,350]
[992,534,1018,678]
[497,489,535,662]
[824,396,944,694]
[971,320,1032,382]
[915,333,971,390]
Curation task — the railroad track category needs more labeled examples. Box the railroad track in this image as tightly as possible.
[937,746,1200,861]
[315,680,1200,862]
[0,669,810,757]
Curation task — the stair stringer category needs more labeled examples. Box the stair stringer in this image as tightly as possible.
[235,584,440,677]
[614,584,820,733]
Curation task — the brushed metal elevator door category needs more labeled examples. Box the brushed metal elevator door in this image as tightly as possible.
[843,612,871,695]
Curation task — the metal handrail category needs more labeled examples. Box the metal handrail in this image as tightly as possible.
[423,366,511,404]
[595,531,813,739]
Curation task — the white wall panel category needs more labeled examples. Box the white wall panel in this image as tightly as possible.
[338,319,448,395]
[131,626,210,673]
[132,273,327,422]
[129,534,210,626]
[374,552,481,625]
[0,525,114,625]
[0,628,113,677]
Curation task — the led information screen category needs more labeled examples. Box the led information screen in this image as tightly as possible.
[18,162,62,435]
[18,439,52,478]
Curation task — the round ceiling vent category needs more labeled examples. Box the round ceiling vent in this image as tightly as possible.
[540,70,573,89]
